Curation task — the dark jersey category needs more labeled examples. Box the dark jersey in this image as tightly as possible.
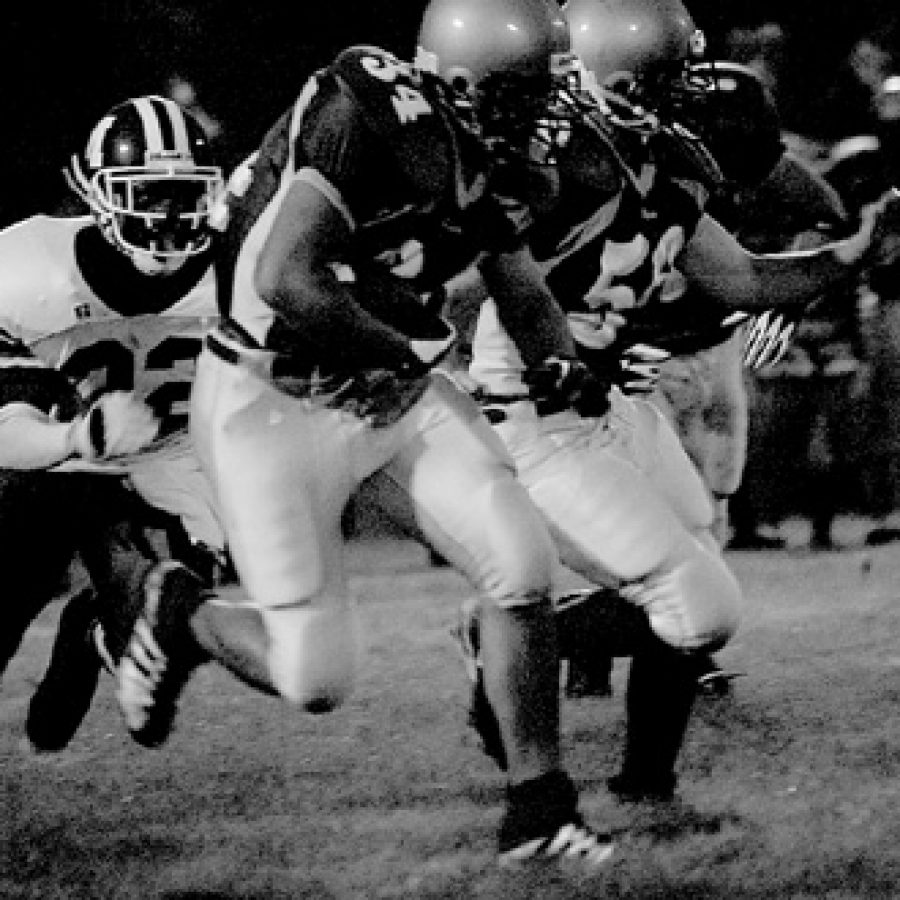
[527,121,707,370]
[219,46,528,364]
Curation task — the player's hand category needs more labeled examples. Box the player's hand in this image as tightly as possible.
[66,391,160,461]
[524,355,610,417]
[617,343,670,394]
[838,188,900,267]
[863,187,900,272]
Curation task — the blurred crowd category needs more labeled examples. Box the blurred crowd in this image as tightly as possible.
[707,20,900,549]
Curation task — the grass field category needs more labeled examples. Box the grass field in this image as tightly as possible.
[4,521,900,899]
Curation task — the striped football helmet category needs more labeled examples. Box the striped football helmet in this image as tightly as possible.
[66,95,223,275]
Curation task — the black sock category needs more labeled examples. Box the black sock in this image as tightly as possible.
[620,632,698,788]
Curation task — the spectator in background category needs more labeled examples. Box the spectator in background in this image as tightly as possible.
[812,35,894,143]
[723,22,787,105]
[825,74,900,545]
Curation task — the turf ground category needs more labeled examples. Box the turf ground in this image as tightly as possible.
[3,518,900,899]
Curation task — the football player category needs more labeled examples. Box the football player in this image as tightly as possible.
[563,0,853,693]
[165,0,613,868]
[439,0,900,803]
[824,75,900,545]
[0,95,233,752]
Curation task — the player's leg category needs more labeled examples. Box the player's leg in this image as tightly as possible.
[0,471,84,678]
[378,376,613,865]
[23,471,173,751]
[651,335,750,690]
[184,348,367,712]
[509,403,740,798]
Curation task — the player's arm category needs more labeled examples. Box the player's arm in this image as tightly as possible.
[0,403,78,469]
[254,175,443,373]
[0,342,158,469]
[679,191,900,311]
[0,393,159,470]
[478,245,578,367]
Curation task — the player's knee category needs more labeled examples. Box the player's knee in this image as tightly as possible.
[640,548,741,652]
[484,519,555,608]
[465,480,556,608]
[263,605,361,712]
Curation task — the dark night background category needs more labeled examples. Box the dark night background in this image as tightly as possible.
[2,1,899,226]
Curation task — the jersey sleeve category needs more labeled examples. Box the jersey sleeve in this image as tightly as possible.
[295,72,375,215]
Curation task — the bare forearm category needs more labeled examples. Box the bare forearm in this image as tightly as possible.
[480,253,576,366]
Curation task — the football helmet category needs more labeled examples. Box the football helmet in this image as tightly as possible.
[563,0,705,100]
[562,0,726,189]
[414,0,582,163]
[664,61,784,188]
[66,95,223,275]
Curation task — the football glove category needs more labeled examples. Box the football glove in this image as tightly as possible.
[66,391,160,461]
[742,309,799,370]
[617,343,671,395]
[524,355,610,418]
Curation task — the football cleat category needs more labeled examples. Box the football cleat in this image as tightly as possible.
[498,770,615,868]
[499,819,615,868]
[116,561,204,748]
[694,656,745,697]
[25,588,103,753]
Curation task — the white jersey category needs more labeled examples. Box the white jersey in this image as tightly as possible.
[0,214,223,546]
[0,214,218,442]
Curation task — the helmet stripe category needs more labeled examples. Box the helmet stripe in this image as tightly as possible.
[148,96,191,156]
[133,96,167,156]
[161,98,193,157]
[86,114,116,169]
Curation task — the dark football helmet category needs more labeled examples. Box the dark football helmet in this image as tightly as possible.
[563,0,706,101]
[562,0,725,189]
[66,95,223,275]
[415,0,583,163]
[662,61,784,189]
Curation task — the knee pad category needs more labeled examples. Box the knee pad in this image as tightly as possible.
[628,544,741,652]
[466,479,556,609]
[262,604,361,712]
